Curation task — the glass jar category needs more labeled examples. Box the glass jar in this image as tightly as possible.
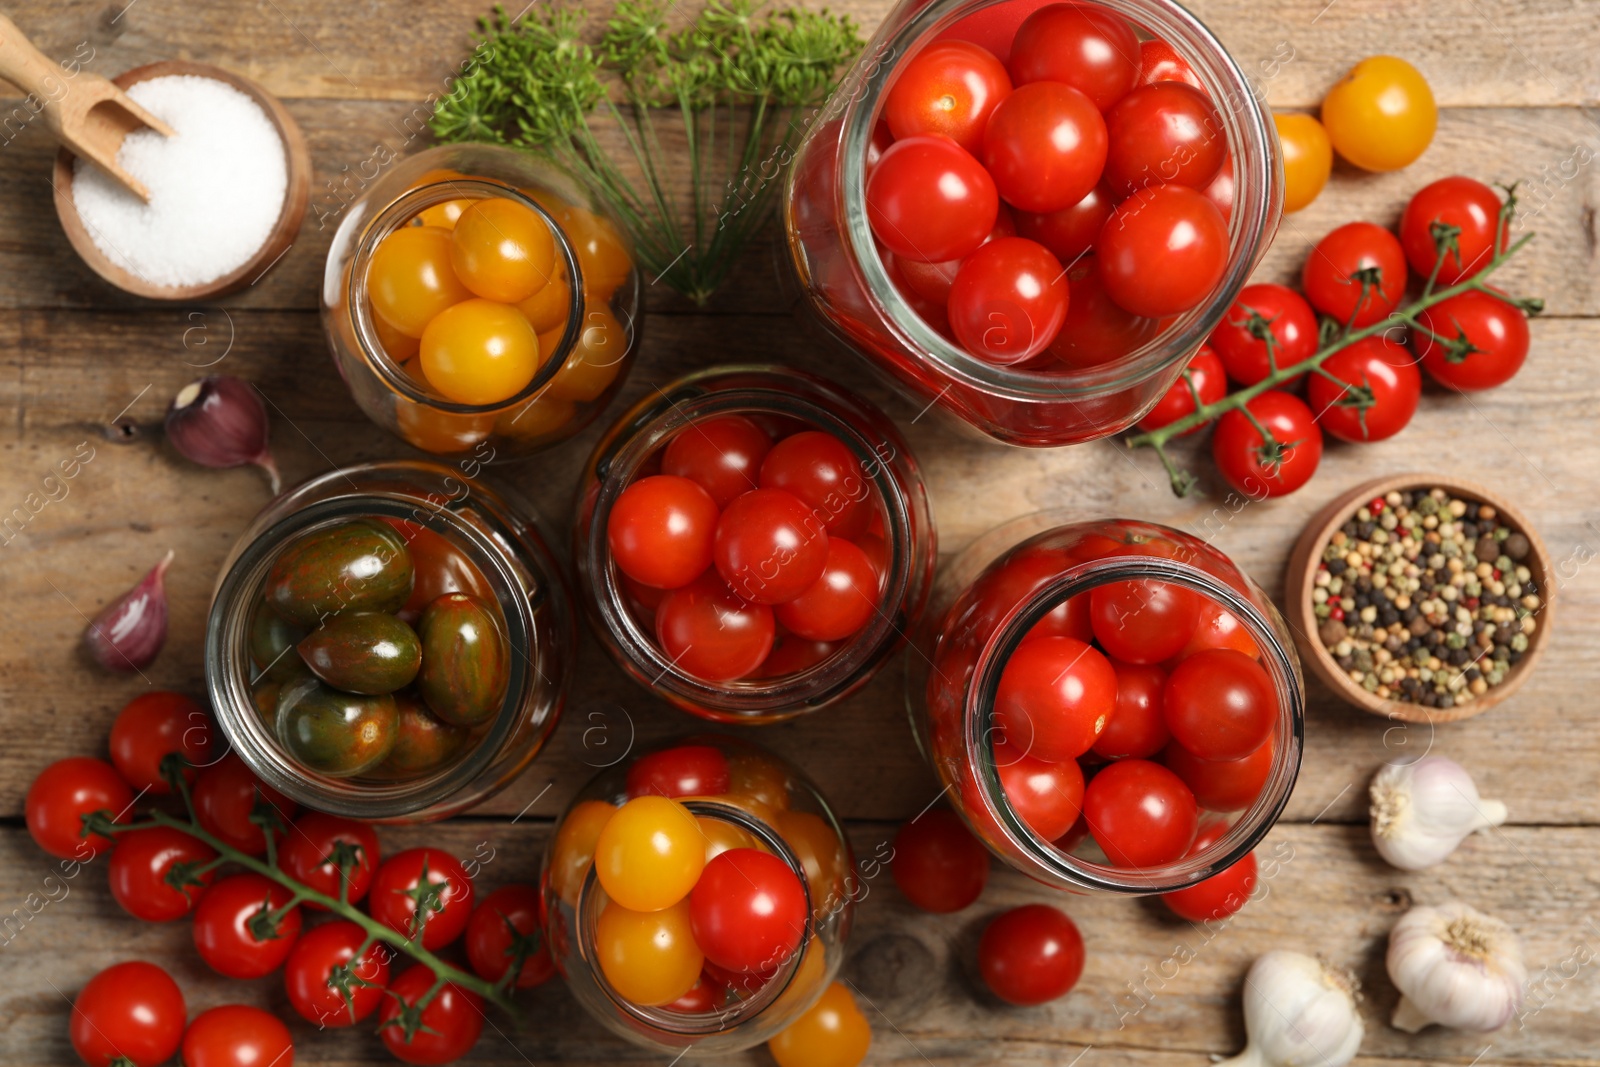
[205,461,575,821]
[907,513,1303,893]
[322,144,642,462]
[573,365,936,723]
[781,0,1283,447]
[543,736,854,1056]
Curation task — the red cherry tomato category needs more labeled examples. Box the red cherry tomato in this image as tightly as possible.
[1047,259,1165,369]
[891,807,989,913]
[663,971,724,1013]
[1027,589,1094,643]
[180,1005,293,1067]
[935,0,1055,64]
[1092,660,1170,759]
[276,811,381,909]
[379,965,484,1066]
[714,488,830,604]
[193,753,298,856]
[1160,823,1258,921]
[690,848,808,974]
[109,690,214,794]
[608,474,719,590]
[370,847,475,950]
[981,82,1108,214]
[1163,735,1274,811]
[1201,149,1235,221]
[977,903,1086,1006]
[1163,649,1276,761]
[193,873,302,979]
[885,40,1012,154]
[994,739,1085,840]
[25,756,132,860]
[775,537,880,641]
[1209,283,1319,387]
[1138,38,1203,89]
[1413,289,1530,391]
[1302,221,1408,327]
[662,415,772,509]
[656,571,777,681]
[966,543,1076,635]
[1308,334,1423,442]
[995,636,1117,761]
[285,919,391,1027]
[1102,82,1224,196]
[1007,3,1141,110]
[1089,578,1200,664]
[626,744,732,799]
[948,237,1069,364]
[1097,185,1229,317]
[760,636,841,677]
[867,134,999,262]
[70,961,185,1067]
[466,883,556,988]
[1137,343,1227,435]
[1399,175,1507,285]
[1082,759,1198,867]
[1174,600,1261,660]
[1013,181,1113,264]
[1211,390,1323,498]
[759,430,872,538]
[108,825,215,922]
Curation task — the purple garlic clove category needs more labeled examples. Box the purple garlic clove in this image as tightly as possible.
[165,376,281,493]
[84,550,174,673]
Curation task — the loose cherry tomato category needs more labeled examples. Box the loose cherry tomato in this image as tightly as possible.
[25,756,132,860]
[759,430,871,538]
[1092,660,1170,759]
[1163,649,1276,761]
[109,691,214,794]
[977,903,1085,1006]
[466,883,555,988]
[866,134,999,263]
[1007,3,1140,110]
[1163,734,1274,811]
[368,226,472,338]
[450,197,556,304]
[891,807,989,913]
[1102,81,1224,196]
[1174,600,1260,660]
[1413,289,1530,391]
[1137,344,1227,435]
[418,298,541,406]
[597,898,705,1005]
[180,1005,293,1067]
[1082,759,1198,867]
[626,744,732,800]
[1211,390,1323,498]
[1160,823,1258,922]
[193,753,298,856]
[608,474,719,590]
[885,40,1012,154]
[981,82,1108,214]
[775,538,880,641]
[285,919,391,1027]
[108,825,215,921]
[193,872,303,979]
[1089,578,1200,664]
[768,980,871,1067]
[662,415,772,508]
[1097,185,1229,317]
[369,847,475,949]
[948,236,1070,364]
[379,965,484,1066]
[1320,55,1436,172]
[1047,259,1165,369]
[1274,112,1333,213]
[1209,283,1318,387]
[1301,221,1408,327]
[1399,176,1507,284]
[714,488,829,604]
[1013,181,1113,264]
[276,811,380,909]
[70,961,185,1067]
[656,571,777,681]
[691,848,808,974]
[994,636,1116,761]
[595,795,706,912]
[1138,38,1202,89]
[994,739,1085,840]
[1307,334,1422,442]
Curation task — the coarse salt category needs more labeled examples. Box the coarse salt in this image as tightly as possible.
[72,74,288,289]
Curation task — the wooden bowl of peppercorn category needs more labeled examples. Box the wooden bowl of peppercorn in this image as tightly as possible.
[1284,474,1554,724]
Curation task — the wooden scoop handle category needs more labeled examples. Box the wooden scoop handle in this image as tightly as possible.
[0,13,72,134]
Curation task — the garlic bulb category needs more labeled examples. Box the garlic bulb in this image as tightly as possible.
[1387,900,1525,1033]
[1218,950,1363,1067]
[1369,756,1507,870]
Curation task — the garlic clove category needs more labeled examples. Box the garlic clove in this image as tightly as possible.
[1386,900,1526,1033]
[1369,755,1508,871]
[165,375,280,493]
[1218,950,1363,1067]
[84,550,174,673]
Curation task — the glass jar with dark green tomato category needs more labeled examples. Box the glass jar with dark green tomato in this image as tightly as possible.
[207,461,575,820]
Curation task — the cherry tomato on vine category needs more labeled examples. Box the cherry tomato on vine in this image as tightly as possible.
[595,795,706,912]
[1083,759,1198,867]
[109,691,214,794]
[284,919,391,1027]
[597,898,705,1005]
[1089,578,1200,664]
[608,474,719,590]
[1007,3,1140,110]
[1209,283,1318,388]
[981,82,1108,214]
[180,1005,294,1067]
[1047,259,1166,369]
[1307,334,1422,442]
[192,752,299,856]
[714,488,830,604]
[1399,176,1508,284]
[108,825,215,922]
[276,810,381,908]
[885,40,1012,154]
[193,872,303,979]
[467,883,555,988]
[1160,822,1258,922]
[948,237,1069,364]
[1092,660,1170,760]
[767,980,872,1067]
[369,847,475,949]
[1274,112,1333,213]
[977,904,1085,1006]
[775,538,880,641]
[1413,289,1530,391]
[691,848,808,974]
[1102,81,1225,196]
[759,430,871,539]
[1211,390,1323,498]
[994,739,1085,840]
[1137,344,1227,435]
[866,134,999,263]
[1163,734,1274,811]
[1301,221,1408,327]
[1163,649,1276,761]
[994,636,1117,761]
[662,415,771,509]
[70,961,185,1067]
[25,756,131,860]
[1013,181,1113,264]
[626,744,732,800]
[1320,55,1436,172]
[379,965,485,1066]
[891,808,989,913]
[1138,38,1202,90]
[1097,185,1229,318]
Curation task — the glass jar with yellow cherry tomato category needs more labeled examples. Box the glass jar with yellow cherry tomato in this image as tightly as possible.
[322,144,641,461]
[542,737,855,1056]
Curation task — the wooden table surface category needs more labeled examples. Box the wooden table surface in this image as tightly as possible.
[3,1,1598,1064]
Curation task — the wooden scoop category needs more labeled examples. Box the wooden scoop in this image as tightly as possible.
[0,13,174,201]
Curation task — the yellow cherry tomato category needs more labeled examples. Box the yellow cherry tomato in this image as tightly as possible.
[517,272,572,334]
[396,359,494,453]
[368,226,473,338]
[451,198,558,304]
[595,898,704,1006]
[370,301,419,361]
[1320,55,1436,172]
[557,205,633,299]
[415,198,477,230]
[594,795,706,912]
[768,981,871,1067]
[697,816,757,862]
[776,811,849,916]
[1273,113,1333,213]
[411,167,470,187]
[545,303,630,403]
[550,799,616,906]
[419,299,541,406]
[771,938,827,1016]
[493,395,577,442]
[727,750,793,813]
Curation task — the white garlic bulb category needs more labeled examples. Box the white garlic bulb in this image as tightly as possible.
[1369,755,1507,870]
[1218,950,1364,1067]
[1387,900,1526,1033]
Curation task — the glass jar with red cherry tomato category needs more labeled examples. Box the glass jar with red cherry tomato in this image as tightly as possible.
[782,0,1283,447]
[322,144,641,461]
[906,511,1302,893]
[574,366,936,723]
[543,736,854,1056]
[206,461,575,820]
